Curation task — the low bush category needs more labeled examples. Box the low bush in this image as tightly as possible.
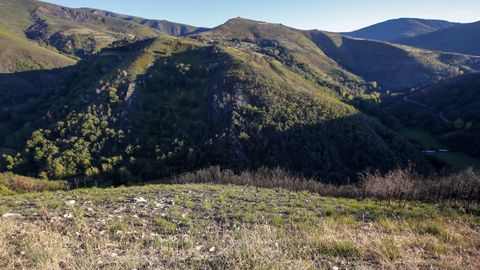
[174,166,480,210]
[0,173,69,194]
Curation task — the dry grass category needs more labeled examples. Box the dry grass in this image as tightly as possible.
[0,173,69,194]
[0,184,479,269]
[176,166,480,210]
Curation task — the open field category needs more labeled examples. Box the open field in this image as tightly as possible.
[400,127,480,170]
[1,183,479,269]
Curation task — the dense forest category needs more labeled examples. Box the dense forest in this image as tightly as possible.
[1,0,479,186]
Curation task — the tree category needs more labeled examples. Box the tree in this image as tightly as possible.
[109,87,120,103]
[454,118,465,130]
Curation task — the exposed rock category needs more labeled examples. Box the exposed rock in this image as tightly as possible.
[65,200,76,206]
[2,213,22,218]
[134,197,147,203]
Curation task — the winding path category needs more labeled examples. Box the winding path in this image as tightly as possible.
[403,96,451,124]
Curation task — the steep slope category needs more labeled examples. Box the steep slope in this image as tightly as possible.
[0,36,427,183]
[0,0,161,60]
[399,21,480,56]
[389,73,480,158]
[343,18,458,42]
[190,18,368,97]
[308,30,480,90]
[0,0,77,72]
[0,28,75,73]
[82,8,207,36]
[192,18,480,91]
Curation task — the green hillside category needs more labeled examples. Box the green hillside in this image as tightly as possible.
[307,30,480,90]
[191,18,367,96]
[0,0,163,73]
[389,74,480,159]
[1,5,479,185]
[0,28,75,73]
[193,18,480,91]
[0,35,427,183]
[82,8,206,36]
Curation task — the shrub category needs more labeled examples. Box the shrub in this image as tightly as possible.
[0,173,69,194]
[173,166,480,210]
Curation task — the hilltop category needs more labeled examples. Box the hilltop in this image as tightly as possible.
[343,18,458,42]
[399,21,480,56]
[346,18,480,56]
[82,8,208,36]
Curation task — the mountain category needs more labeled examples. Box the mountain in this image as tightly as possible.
[0,27,75,73]
[82,8,208,36]
[0,34,429,184]
[399,21,480,56]
[345,18,480,56]
[307,30,480,90]
[193,18,480,91]
[343,18,458,42]
[2,5,479,184]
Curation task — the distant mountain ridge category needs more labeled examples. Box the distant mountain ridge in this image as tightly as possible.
[399,21,480,56]
[81,8,209,36]
[343,18,459,42]
[344,18,480,56]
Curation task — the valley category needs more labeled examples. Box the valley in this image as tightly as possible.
[0,1,479,268]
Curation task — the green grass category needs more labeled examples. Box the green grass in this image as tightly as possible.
[400,127,480,170]
[0,27,76,73]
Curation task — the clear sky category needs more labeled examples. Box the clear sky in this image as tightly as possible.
[41,0,480,32]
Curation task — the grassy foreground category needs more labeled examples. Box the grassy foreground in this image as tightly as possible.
[0,184,479,269]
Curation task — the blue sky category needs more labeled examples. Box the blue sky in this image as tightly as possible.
[42,0,480,32]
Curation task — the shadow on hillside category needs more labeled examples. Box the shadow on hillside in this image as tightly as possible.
[1,40,430,186]
[308,31,455,90]
[203,113,431,184]
[0,41,150,151]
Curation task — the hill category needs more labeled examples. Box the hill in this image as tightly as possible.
[343,18,458,42]
[194,18,480,91]
[2,10,480,183]
[1,179,479,269]
[0,28,75,73]
[0,35,428,183]
[399,21,480,56]
[82,8,207,36]
[306,30,480,90]
[0,0,163,72]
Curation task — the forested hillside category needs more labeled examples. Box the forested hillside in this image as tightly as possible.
[1,3,479,185]
[0,36,428,184]
[388,73,480,158]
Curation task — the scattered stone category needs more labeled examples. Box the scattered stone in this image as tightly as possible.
[63,213,74,219]
[209,246,216,252]
[134,197,147,203]
[2,213,22,218]
[65,200,76,206]
[195,245,203,251]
